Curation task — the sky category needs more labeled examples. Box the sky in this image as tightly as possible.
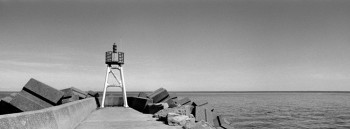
[0,0,350,91]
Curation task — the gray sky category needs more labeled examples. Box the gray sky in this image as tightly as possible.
[1,0,350,91]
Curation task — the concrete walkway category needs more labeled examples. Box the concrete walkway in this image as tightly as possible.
[75,107,182,129]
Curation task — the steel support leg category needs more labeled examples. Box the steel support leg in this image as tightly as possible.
[101,65,110,108]
[120,67,129,108]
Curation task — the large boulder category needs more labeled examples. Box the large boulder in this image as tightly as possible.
[154,105,192,120]
[167,113,195,126]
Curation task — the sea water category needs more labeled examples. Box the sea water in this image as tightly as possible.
[178,92,350,129]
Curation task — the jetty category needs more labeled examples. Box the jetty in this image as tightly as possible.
[0,97,178,129]
[75,107,181,129]
[0,44,232,129]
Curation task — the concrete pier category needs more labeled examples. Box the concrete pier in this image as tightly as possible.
[75,107,182,129]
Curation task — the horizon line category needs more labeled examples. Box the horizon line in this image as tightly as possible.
[2,91,350,93]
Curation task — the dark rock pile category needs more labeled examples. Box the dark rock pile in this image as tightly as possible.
[0,78,99,115]
[127,87,234,129]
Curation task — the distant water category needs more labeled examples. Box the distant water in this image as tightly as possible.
[178,92,350,129]
[2,92,350,128]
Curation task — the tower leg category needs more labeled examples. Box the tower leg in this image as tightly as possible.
[101,65,110,108]
[120,67,129,108]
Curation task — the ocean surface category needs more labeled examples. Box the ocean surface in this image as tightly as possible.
[2,92,350,129]
[177,92,350,129]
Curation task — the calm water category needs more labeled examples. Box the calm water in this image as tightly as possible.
[178,93,350,129]
[2,92,350,128]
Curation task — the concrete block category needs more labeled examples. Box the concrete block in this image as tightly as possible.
[217,115,234,129]
[194,103,214,122]
[160,93,178,103]
[61,95,80,104]
[166,98,178,108]
[23,78,64,105]
[0,97,22,115]
[87,90,99,97]
[205,108,214,126]
[157,94,178,108]
[127,96,153,113]
[212,112,220,127]
[147,88,169,103]
[61,87,88,99]
[192,100,208,107]
[176,97,191,105]
[145,103,168,114]
[9,94,45,111]
[138,92,148,98]
[19,90,53,108]
[195,106,206,122]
